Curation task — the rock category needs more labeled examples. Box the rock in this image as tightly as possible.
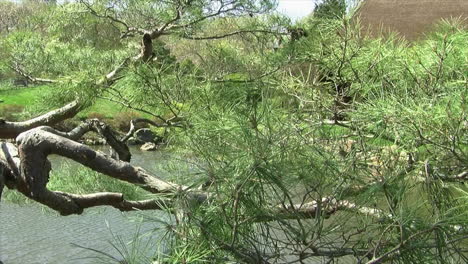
[83,138,106,145]
[140,142,157,151]
[135,128,159,143]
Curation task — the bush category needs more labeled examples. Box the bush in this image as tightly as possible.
[86,111,106,120]
[111,111,149,132]
[0,104,25,121]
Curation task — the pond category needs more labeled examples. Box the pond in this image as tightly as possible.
[0,147,179,264]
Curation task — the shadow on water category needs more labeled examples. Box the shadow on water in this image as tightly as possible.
[0,147,178,264]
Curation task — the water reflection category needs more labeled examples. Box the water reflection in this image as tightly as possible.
[0,202,169,264]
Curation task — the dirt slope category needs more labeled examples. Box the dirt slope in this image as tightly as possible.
[355,0,468,40]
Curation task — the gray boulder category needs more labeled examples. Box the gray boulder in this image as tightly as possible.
[134,128,159,143]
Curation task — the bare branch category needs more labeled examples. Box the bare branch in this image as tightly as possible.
[121,118,174,143]
[79,0,130,33]
[181,29,286,40]
[269,197,391,221]
[10,62,59,84]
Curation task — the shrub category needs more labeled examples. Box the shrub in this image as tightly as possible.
[0,104,25,121]
[86,111,106,120]
[111,111,149,132]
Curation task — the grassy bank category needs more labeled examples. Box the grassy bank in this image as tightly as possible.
[0,83,151,133]
[0,84,123,116]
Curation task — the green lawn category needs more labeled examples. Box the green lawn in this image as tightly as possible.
[0,83,129,119]
[0,85,50,106]
[0,83,156,134]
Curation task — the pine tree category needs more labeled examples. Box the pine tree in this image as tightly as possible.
[314,0,347,19]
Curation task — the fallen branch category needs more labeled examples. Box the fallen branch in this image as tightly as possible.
[120,118,183,143]
[269,197,391,222]
[10,63,59,84]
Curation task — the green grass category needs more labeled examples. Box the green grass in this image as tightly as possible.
[78,99,127,118]
[0,83,133,119]
[0,85,50,106]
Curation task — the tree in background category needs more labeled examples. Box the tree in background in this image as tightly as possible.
[314,0,347,19]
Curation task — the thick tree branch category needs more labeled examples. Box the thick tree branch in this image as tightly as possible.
[0,100,82,139]
[181,30,286,40]
[1,127,207,215]
[37,119,131,161]
[54,191,169,211]
[2,126,388,219]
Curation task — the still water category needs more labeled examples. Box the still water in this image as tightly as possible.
[0,147,176,264]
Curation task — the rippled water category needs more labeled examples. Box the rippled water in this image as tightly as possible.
[0,147,176,264]
[0,203,170,264]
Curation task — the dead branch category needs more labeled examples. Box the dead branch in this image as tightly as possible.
[121,118,183,143]
[11,62,59,84]
[436,170,468,182]
[269,197,391,222]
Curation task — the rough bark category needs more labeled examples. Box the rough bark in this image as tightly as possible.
[0,126,206,215]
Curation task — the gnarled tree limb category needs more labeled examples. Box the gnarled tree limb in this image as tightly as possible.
[0,100,82,139]
[0,126,207,215]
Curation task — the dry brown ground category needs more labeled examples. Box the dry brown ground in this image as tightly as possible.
[355,0,468,40]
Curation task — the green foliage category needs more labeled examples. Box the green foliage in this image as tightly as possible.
[1,1,467,263]
[314,0,347,19]
[158,17,467,263]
